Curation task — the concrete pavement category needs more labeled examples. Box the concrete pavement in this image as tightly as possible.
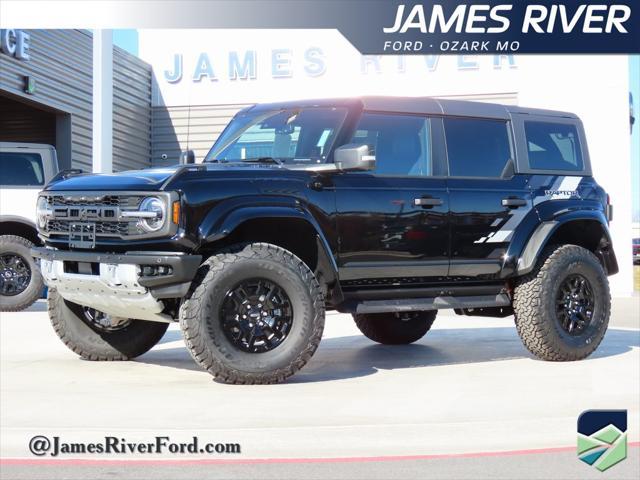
[1,298,638,479]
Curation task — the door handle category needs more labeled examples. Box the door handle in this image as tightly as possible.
[502,197,528,208]
[414,197,443,208]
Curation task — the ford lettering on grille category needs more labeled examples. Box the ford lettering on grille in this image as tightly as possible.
[53,206,118,220]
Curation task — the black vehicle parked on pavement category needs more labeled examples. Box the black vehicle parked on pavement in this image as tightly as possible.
[32,97,618,384]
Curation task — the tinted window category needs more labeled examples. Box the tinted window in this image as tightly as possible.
[444,118,511,177]
[0,152,44,186]
[525,121,583,171]
[350,113,432,176]
[207,107,347,164]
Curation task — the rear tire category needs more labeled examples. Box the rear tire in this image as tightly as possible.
[513,244,610,361]
[48,288,169,360]
[354,311,437,345]
[180,243,325,384]
[0,235,44,312]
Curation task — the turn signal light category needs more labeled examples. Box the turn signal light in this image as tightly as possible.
[172,201,180,224]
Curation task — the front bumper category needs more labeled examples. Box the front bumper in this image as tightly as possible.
[31,248,201,322]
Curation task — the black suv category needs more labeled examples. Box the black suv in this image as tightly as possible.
[32,97,618,384]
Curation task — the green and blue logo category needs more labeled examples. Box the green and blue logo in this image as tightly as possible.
[577,410,627,472]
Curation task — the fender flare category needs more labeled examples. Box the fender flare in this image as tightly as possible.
[515,210,615,275]
[0,215,38,230]
[0,215,41,244]
[197,198,339,284]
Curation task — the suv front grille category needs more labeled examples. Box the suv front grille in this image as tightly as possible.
[47,195,143,208]
[40,193,147,240]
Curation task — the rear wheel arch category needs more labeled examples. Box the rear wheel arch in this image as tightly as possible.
[516,216,617,276]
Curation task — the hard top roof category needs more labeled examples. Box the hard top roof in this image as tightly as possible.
[248,96,578,120]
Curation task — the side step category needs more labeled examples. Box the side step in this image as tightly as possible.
[354,294,511,315]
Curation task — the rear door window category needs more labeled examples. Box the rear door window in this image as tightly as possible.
[443,118,512,177]
[0,152,44,186]
[524,121,583,171]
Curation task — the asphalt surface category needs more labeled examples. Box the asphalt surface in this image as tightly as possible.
[1,297,639,480]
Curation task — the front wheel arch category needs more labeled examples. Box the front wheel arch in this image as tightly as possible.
[0,218,42,246]
[198,213,341,304]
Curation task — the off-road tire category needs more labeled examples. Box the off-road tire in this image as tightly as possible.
[180,243,325,384]
[354,311,437,345]
[0,235,44,312]
[48,288,169,360]
[513,244,610,361]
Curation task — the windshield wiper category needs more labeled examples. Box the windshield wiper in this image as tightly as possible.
[241,157,284,165]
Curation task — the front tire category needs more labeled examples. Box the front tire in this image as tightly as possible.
[513,244,610,361]
[48,289,169,360]
[0,235,44,312]
[354,311,437,345]
[180,243,325,384]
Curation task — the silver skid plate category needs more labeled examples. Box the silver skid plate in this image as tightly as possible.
[40,259,172,323]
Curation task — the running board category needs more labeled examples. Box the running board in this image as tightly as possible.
[354,294,511,315]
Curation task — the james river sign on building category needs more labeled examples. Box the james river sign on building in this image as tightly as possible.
[140,30,519,107]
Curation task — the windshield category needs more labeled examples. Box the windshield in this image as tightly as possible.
[205,107,348,164]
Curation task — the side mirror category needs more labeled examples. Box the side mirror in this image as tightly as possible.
[334,144,376,172]
[180,149,195,164]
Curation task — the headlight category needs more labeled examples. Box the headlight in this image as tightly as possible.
[137,196,166,232]
[36,196,51,229]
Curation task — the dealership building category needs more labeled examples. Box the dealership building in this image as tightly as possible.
[0,29,152,172]
[0,29,637,294]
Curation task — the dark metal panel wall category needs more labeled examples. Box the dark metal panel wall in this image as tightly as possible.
[113,46,152,171]
[0,30,152,172]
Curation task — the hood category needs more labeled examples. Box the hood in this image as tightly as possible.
[43,162,308,192]
[45,166,182,191]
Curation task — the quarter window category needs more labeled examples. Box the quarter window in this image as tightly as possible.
[444,118,512,177]
[350,113,432,176]
[524,121,583,171]
[0,152,44,186]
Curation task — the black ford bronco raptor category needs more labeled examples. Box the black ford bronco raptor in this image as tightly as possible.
[32,97,618,384]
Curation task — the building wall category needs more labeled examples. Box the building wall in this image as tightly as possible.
[0,29,152,172]
[151,103,249,166]
[113,45,153,171]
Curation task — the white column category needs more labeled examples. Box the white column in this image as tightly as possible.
[92,29,113,173]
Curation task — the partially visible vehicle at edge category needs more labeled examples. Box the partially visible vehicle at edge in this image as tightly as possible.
[633,238,640,265]
[0,143,59,311]
[30,97,618,384]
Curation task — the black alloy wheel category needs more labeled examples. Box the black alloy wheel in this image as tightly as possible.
[0,253,32,296]
[220,278,294,353]
[555,274,595,336]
